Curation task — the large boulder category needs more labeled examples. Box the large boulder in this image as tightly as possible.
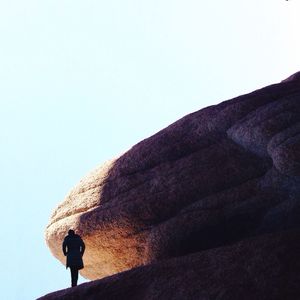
[44,72,300,297]
[39,229,300,300]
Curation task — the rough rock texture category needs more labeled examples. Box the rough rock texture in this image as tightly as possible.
[39,229,300,300]
[43,72,300,299]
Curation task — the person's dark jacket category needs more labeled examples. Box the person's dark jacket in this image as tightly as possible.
[62,233,85,270]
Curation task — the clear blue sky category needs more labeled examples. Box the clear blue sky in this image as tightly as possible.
[0,1,299,299]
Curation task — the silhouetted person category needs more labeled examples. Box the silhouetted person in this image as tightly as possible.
[62,229,85,287]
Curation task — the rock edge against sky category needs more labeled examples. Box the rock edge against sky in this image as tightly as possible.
[41,72,300,299]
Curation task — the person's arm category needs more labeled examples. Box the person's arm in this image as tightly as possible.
[80,239,85,256]
[62,238,68,256]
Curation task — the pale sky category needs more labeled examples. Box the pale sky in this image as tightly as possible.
[0,1,299,299]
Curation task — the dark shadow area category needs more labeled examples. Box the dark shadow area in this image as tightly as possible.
[174,211,266,257]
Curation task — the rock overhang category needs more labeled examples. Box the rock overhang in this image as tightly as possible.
[45,72,300,280]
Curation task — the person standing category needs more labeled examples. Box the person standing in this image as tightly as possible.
[62,229,85,287]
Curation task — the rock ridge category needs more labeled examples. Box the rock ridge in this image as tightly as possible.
[42,72,300,299]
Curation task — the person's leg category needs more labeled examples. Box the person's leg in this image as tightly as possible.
[70,267,74,287]
[70,267,79,287]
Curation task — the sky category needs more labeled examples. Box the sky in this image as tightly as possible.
[0,1,299,299]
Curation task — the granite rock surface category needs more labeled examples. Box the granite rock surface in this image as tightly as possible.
[39,229,300,300]
[42,73,300,299]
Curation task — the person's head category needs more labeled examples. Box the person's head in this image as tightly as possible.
[68,229,75,236]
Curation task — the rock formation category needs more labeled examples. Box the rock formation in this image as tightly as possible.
[41,72,300,299]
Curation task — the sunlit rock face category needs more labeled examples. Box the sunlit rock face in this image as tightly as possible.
[45,72,300,284]
[39,229,300,300]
